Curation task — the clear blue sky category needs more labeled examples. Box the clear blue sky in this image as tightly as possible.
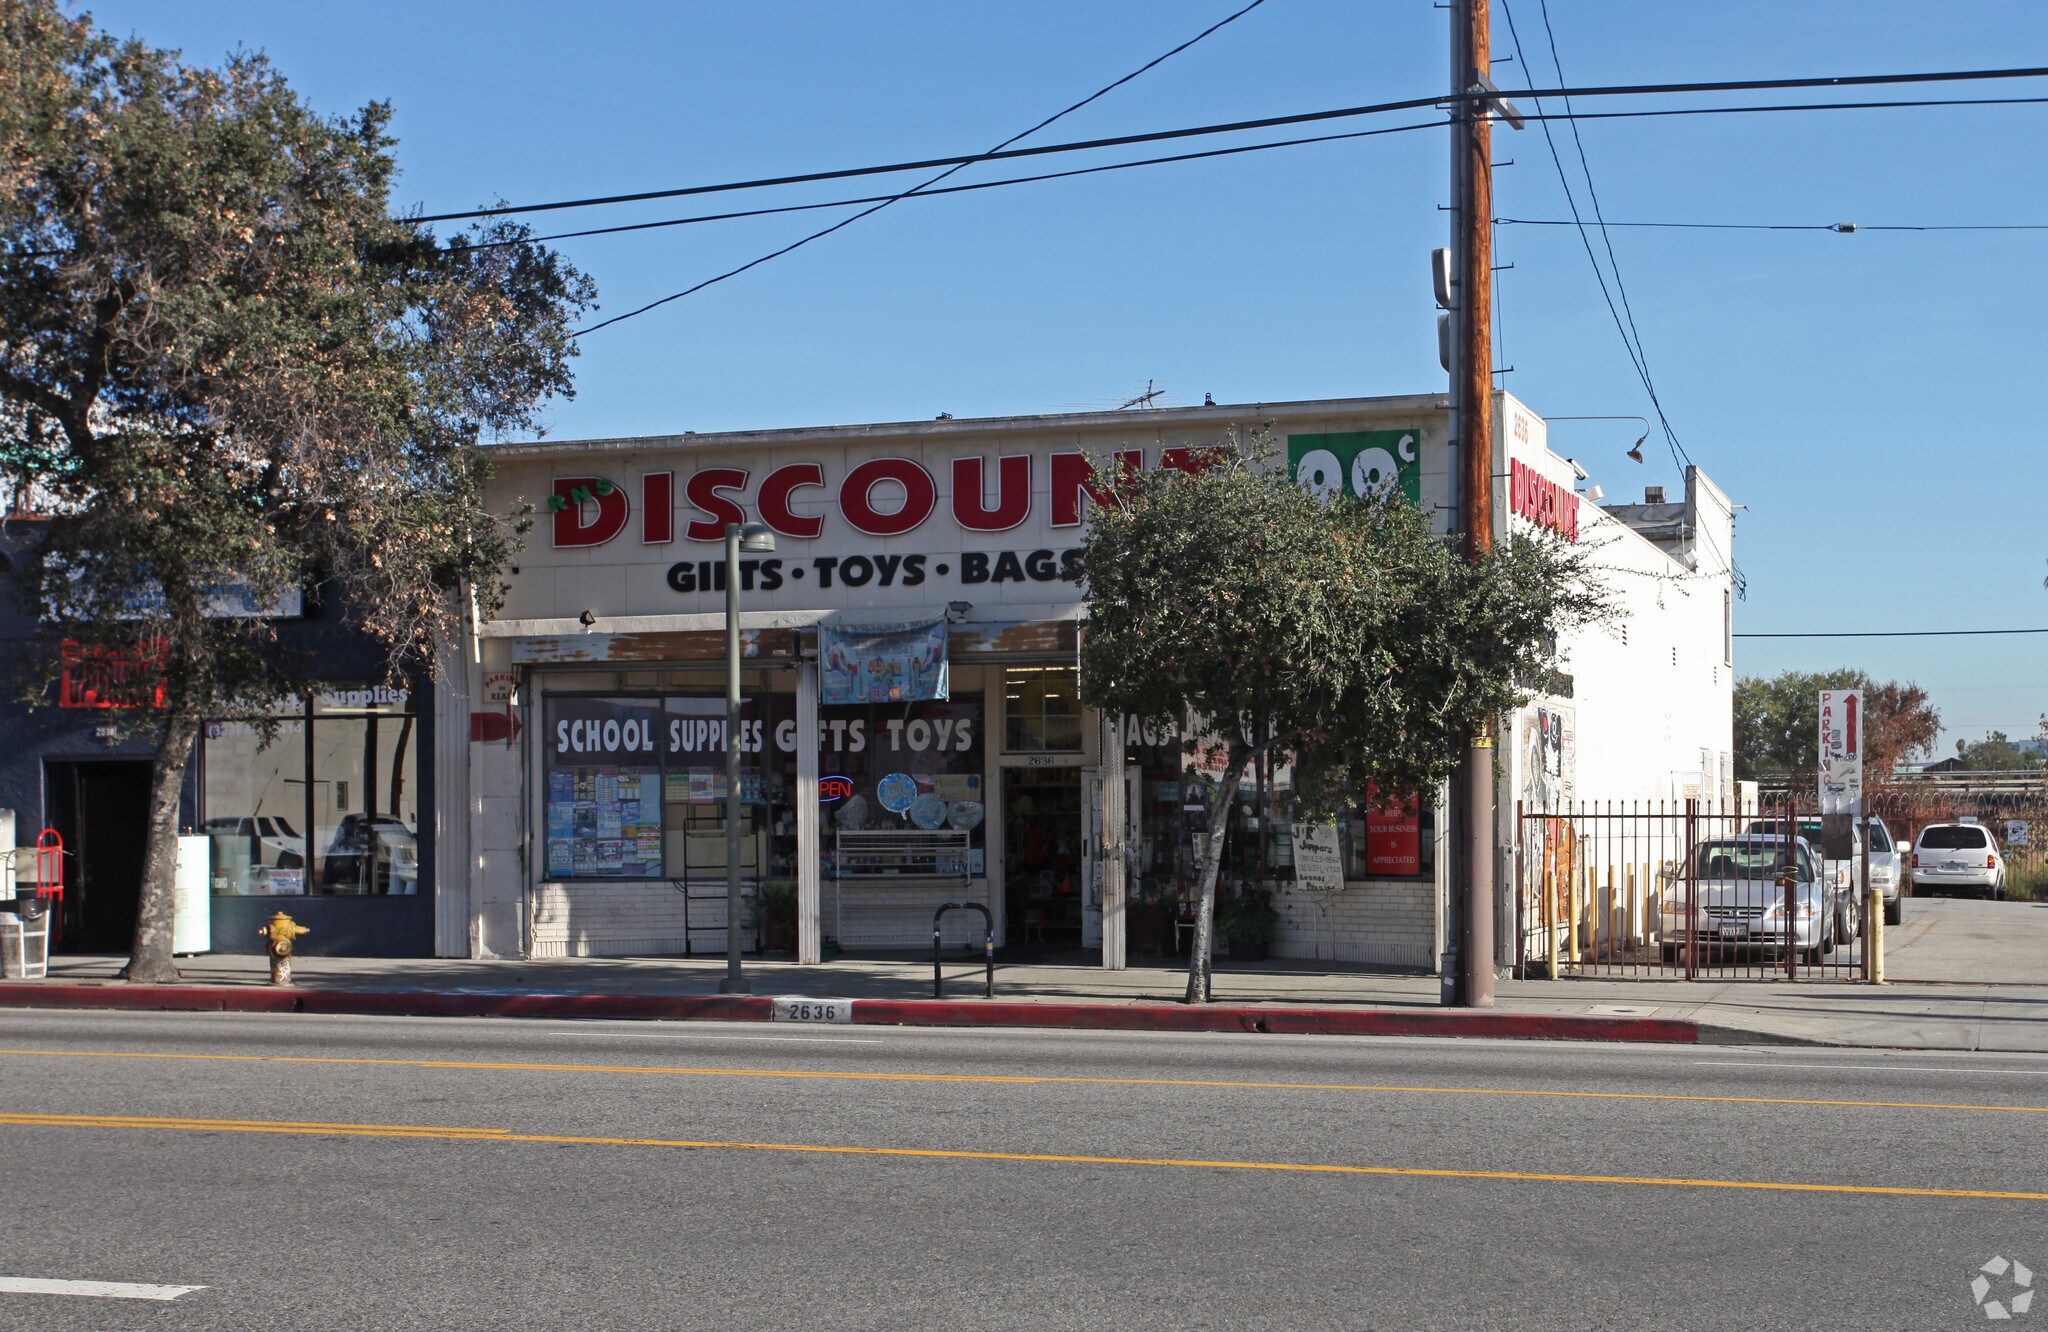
[79,0,2048,754]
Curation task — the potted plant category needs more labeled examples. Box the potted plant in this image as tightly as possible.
[749,880,798,953]
[1128,888,1176,957]
[1216,883,1278,961]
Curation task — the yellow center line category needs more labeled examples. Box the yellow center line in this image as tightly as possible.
[0,1046,2041,1117]
[2,1110,2042,1203]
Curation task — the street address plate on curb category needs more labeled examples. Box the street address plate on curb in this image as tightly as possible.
[771,997,853,1024]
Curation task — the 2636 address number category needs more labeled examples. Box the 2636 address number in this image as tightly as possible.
[770,997,854,1024]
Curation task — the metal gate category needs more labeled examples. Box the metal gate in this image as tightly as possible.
[1515,797,1871,980]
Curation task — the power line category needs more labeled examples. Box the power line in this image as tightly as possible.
[1500,0,1692,474]
[466,119,1445,252]
[410,65,2048,224]
[1536,0,1692,474]
[562,92,2048,333]
[1735,628,2048,638]
[1499,217,2048,232]
[573,0,1272,337]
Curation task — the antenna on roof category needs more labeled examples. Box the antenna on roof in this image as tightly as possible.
[1116,379,1164,411]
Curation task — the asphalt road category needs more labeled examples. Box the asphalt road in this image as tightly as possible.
[1889,894,2048,985]
[0,1011,2045,1331]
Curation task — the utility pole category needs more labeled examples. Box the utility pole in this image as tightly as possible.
[1451,0,1496,1007]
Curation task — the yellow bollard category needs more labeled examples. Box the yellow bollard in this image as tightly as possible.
[1566,865,1581,965]
[1604,864,1618,960]
[1543,867,1559,979]
[1866,885,1885,984]
[258,911,309,986]
[1626,864,1639,949]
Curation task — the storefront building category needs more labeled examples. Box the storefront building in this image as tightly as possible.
[439,392,1735,972]
[0,515,438,957]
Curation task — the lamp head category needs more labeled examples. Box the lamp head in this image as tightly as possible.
[736,522,777,554]
[1626,431,1647,464]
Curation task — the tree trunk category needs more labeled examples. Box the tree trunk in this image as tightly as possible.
[1184,740,1251,1005]
[125,709,199,984]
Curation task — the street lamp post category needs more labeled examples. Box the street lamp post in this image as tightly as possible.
[721,520,777,995]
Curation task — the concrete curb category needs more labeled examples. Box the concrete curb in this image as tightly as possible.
[0,982,1709,1043]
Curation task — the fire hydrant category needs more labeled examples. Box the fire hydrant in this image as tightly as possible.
[258,911,309,986]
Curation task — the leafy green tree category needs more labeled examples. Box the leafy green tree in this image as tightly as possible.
[1953,731,2039,771]
[1733,669,1939,781]
[1078,434,1608,1003]
[0,1,594,980]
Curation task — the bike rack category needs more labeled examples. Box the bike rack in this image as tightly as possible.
[932,901,994,999]
[34,829,63,949]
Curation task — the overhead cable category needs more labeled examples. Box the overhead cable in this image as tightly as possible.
[1735,628,2048,638]
[573,0,1272,336]
[462,119,1445,252]
[1501,0,1690,473]
[1498,217,2048,232]
[411,65,2048,223]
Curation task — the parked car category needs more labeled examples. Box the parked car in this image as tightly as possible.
[1867,816,1904,926]
[1908,822,2006,900]
[319,814,417,894]
[1664,834,1835,964]
[202,815,305,868]
[1745,817,1862,944]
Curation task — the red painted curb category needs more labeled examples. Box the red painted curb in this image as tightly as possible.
[0,983,1698,1043]
[850,1000,1700,1043]
[0,983,298,1014]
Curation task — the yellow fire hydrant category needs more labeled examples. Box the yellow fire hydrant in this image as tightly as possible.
[258,911,309,986]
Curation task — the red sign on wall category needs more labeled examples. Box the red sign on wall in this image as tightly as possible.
[1364,793,1422,875]
[1508,459,1580,542]
[58,639,167,710]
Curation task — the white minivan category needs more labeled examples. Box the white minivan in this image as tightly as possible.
[1908,822,2006,900]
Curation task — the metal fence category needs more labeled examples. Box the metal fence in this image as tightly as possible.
[1515,797,1871,981]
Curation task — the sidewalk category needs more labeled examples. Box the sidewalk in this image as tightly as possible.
[6,951,2046,1051]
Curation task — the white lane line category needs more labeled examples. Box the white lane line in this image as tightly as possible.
[1695,1060,2048,1076]
[0,1277,204,1301]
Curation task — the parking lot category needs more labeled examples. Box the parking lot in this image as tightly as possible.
[1885,893,2048,984]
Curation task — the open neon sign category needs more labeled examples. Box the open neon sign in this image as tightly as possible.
[819,775,854,803]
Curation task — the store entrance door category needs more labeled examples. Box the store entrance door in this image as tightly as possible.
[1002,767,1083,949]
[43,759,153,953]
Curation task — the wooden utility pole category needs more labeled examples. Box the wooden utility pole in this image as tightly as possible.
[1452,0,1496,1007]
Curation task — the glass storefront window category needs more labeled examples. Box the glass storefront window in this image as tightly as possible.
[312,713,420,895]
[822,695,986,872]
[543,696,667,881]
[201,715,309,896]
[539,689,801,883]
[661,694,798,884]
[202,683,419,897]
[1003,666,1081,752]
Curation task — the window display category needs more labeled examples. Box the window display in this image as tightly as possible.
[661,694,798,882]
[821,695,986,872]
[540,691,802,883]
[544,697,666,880]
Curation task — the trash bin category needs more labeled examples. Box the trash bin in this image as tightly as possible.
[0,897,49,980]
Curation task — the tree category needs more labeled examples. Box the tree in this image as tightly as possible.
[0,1,594,980]
[1733,669,1939,781]
[1077,434,1608,1003]
[1953,731,2039,772]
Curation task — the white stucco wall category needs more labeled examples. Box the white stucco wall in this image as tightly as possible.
[443,394,1734,965]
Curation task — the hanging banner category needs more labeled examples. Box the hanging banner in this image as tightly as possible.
[820,618,950,705]
[1818,688,1863,816]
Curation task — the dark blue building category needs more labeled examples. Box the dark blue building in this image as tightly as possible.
[1,516,437,957]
